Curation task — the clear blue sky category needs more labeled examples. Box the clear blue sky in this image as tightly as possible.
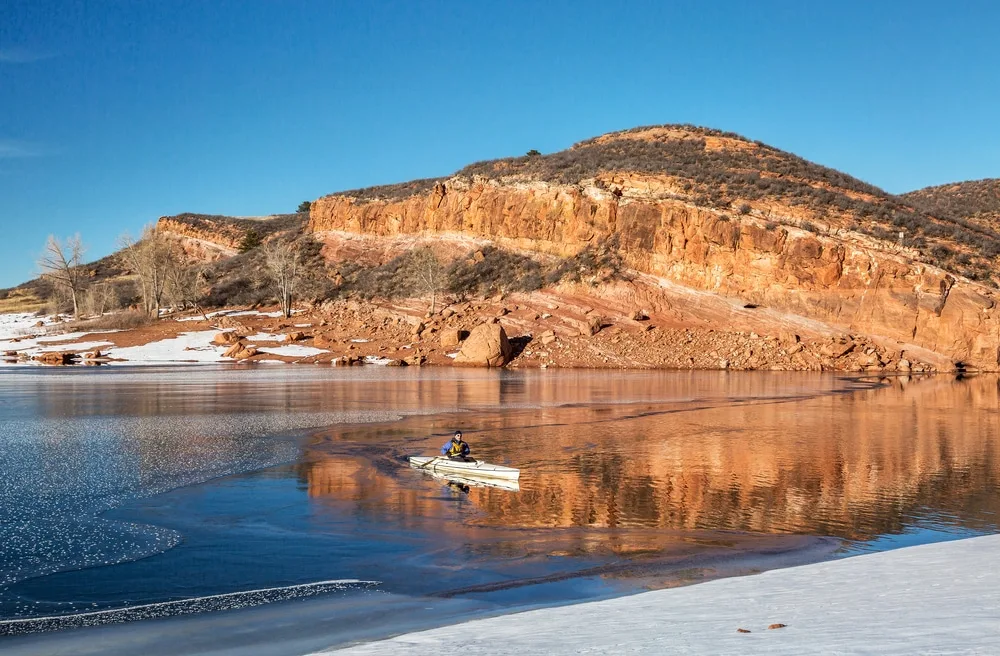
[1,0,998,288]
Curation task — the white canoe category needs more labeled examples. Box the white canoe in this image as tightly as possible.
[408,456,520,481]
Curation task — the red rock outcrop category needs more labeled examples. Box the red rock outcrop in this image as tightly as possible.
[310,177,1000,369]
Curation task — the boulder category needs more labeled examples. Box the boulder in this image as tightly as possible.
[213,331,240,346]
[821,340,855,359]
[223,342,247,359]
[454,323,512,367]
[630,310,648,321]
[233,346,257,360]
[539,329,557,345]
[217,316,251,332]
[567,315,603,336]
[404,354,426,366]
[440,328,467,348]
[313,333,336,348]
[285,331,306,343]
[35,352,78,365]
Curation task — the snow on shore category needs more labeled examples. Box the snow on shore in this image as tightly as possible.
[257,344,327,358]
[109,331,227,363]
[328,534,1000,655]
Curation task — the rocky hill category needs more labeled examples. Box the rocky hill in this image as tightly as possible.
[308,125,1000,370]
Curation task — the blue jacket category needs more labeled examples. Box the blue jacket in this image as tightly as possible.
[441,439,470,458]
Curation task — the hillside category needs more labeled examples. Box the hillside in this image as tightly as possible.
[902,178,1000,232]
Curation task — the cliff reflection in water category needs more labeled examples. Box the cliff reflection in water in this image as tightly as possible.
[303,374,1000,544]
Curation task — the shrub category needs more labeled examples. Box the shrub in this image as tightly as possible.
[238,229,262,253]
[545,237,625,286]
[59,310,153,332]
[446,247,544,297]
[931,244,952,262]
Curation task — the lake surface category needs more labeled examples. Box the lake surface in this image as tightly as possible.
[0,367,998,650]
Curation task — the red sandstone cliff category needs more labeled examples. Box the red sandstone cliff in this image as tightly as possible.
[308,127,1000,369]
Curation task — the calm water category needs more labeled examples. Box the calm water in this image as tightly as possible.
[0,367,998,641]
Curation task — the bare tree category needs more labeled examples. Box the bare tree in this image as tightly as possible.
[412,247,444,314]
[164,261,202,312]
[262,239,300,318]
[118,226,177,318]
[82,282,119,316]
[38,234,88,318]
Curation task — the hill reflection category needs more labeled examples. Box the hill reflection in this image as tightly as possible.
[302,375,1000,544]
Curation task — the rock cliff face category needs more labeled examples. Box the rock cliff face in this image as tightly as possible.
[155,213,307,262]
[310,175,1000,370]
[156,217,243,260]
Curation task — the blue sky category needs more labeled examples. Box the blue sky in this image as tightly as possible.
[1,0,998,288]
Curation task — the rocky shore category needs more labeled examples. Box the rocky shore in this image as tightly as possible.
[1,278,950,372]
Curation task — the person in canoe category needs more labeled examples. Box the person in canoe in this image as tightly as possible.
[441,431,472,461]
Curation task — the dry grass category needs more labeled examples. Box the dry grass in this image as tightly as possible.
[57,310,153,332]
[0,291,46,314]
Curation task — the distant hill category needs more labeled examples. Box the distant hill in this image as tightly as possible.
[902,178,1000,230]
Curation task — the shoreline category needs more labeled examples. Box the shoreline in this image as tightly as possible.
[0,533,842,655]
[0,285,956,372]
[326,533,1000,655]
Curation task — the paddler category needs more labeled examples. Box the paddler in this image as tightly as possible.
[441,431,472,461]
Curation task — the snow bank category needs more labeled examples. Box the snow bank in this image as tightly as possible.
[108,331,226,363]
[229,310,285,318]
[36,340,113,353]
[0,314,120,357]
[328,534,1000,655]
[257,345,327,358]
[0,313,53,339]
[246,332,284,342]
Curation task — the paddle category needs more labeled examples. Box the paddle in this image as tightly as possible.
[415,456,443,470]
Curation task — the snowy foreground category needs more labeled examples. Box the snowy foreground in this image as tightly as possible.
[327,534,1000,655]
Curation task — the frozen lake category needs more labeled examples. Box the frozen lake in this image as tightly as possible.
[0,367,997,652]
